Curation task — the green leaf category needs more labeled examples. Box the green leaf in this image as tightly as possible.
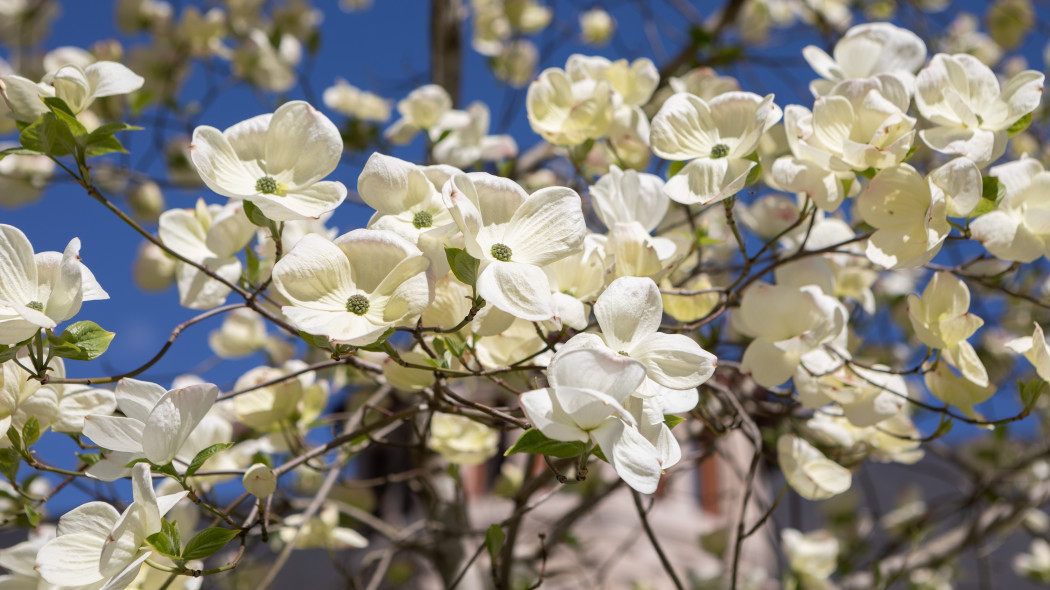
[0,344,18,363]
[43,97,87,137]
[185,442,234,478]
[242,200,272,228]
[444,247,480,288]
[6,426,21,453]
[856,167,878,179]
[744,160,763,186]
[0,448,20,484]
[969,197,998,218]
[21,416,40,447]
[298,330,331,350]
[504,429,587,459]
[23,504,40,527]
[19,113,77,157]
[83,134,127,158]
[123,457,153,468]
[485,524,504,564]
[981,176,1005,203]
[76,452,101,465]
[1007,112,1032,137]
[147,518,182,559]
[1020,378,1046,411]
[48,321,115,361]
[0,147,44,162]
[182,527,240,561]
[667,160,686,179]
[664,415,686,429]
[358,327,398,352]
[840,176,854,196]
[245,246,262,284]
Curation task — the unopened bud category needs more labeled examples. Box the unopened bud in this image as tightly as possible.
[243,463,277,497]
[128,180,165,223]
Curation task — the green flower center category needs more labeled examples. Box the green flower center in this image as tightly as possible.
[25,301,44,311]
[491,243,512,262]
[710,144,730,159]
[346,294,370,315]
[255,176,279,194]
[413,210,434,229]
[617,350,628,356]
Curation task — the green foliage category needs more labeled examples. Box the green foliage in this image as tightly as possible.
[182,527,240,561]
[505,428,587,459]
[48,321,115,361]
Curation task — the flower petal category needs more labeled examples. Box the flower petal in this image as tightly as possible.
[142,383,219,465]
[476,261,553,321]
[265,101,343,188]
[594,276,662,352]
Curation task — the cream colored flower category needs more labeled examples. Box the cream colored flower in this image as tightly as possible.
[907,272,987,386]
[271,230,431,346]
[428,413,500,465]
[778,434,851,500]
[650,92,781,205]
[190,100,347,221]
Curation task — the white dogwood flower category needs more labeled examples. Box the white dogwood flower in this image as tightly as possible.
[271,230,431,346]
[735,282,847,388]
[1006,322,1050,382]
[915,53,1044,166]
[907,272,988,386]
[778,434,852,500]
[1,61,144,121]
[802,22,927,97]
[385,84,456,144]
[443,172,585,321]
[519,347,664,493]
[856,159,980,269]
[83,379,219,475]
[36,463,187,589]
[650,92,781,205]
[190,100,347,221]
[158,199,255,310]
[556,276,716,411]
[971,157,1050,263]
[590,165,668,233]
[0,224,108,344]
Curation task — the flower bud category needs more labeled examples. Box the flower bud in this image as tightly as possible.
[580,8,615,46]
[243,463,277,498]
[128,180,165,223]
[132,241,176,292]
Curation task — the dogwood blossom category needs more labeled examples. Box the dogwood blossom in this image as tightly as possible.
[782,528,840,588]
[556,276,716,412]
[915,53,1044,165]
[385,84,456,145]
[190,100,347,221]
[856,159,980,269]
[590,165,668,233]
[83,379,219,478]
[158,199,255,310]
[778,434,852,500]
[443,172,585,321]
[907,271,988,386]
[802,22,927,97]
[971,157,1050,262]
[735,282,847,388]
[431,102,517,168]
[1006,323,1050,382]
[428,413,500,465]
[519,348,663,493]
[1,356,116,443]
[35,463,188,589]
[0,224,109,344]
[650,92,781,205]
[271,230,431,345]
[1,61,144,121]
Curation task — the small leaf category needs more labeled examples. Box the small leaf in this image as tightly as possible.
[43,97,87,136]
[23,504,40,527]
[20,113,77,157]
[981,176,1005,203]
[245,246,262,284]
[664,415,686,429]
[0,448,20,483]
[185,442,234,478]
[21,417,40,447]
[83,134,127,158]
[48,321,115,361]
[358,327,398,352]
[0,147,44,162]
[744,160,763,186]
[298,330,331,350]
[485,524,504,564]
[76,452,101,465]
[242,200,272,228]
[856,167,878,179]
[1020,378,1046,411]
[667,160,686,179]
[1007,112,1032,137]
[444,246,480,288]
[504,429,587,459]
[6,426,21,453]
[182,527,240,561]
[123,457,152,468]
[147,519,181,559]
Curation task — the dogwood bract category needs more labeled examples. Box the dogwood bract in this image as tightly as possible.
[442,172,585,321]
[519,347,663,493]
[0,224,108,344]
[271,229,431,346]
[35,463,187,589]
[190,100,347,221]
